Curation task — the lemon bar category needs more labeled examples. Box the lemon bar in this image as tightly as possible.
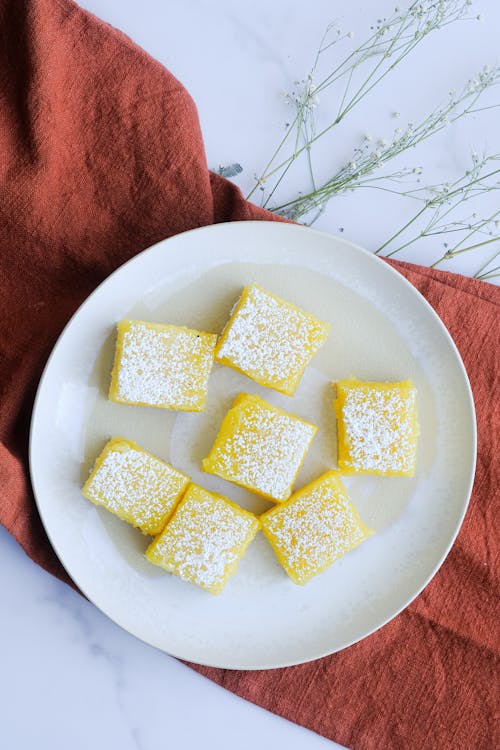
[82,438,189,535]
[109,320,217,411]
[145,484,260,594]
[334,378,419,476]
[202,393,317,502]
[261,471,373,585]
[215,284,330,395]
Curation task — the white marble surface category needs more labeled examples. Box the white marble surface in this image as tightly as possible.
[2,2,498,749]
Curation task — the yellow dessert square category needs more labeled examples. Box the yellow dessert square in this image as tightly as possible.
[215,284,330,395]
[82,438,190,535]
[145,484,260,594]
[261,471,373,585]
[202,393,317,502]
[109,320,217,411]
[334,378,419,476]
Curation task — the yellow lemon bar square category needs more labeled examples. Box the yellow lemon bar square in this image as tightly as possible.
[261,471,373,585]
[334,378,419,476]
[145,484,260,594]
[109,320,217,411]
[82,438,190,535]
[215,284,330,395]
[202,393,317,502]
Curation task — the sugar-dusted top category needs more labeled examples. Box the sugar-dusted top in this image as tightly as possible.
[337,380,418,474]
[261,471,371,584]
[112,320,216,410]
[216,284,330,394]
[203,393,317,501]
[147,484,259,592]
[82,438,189,535]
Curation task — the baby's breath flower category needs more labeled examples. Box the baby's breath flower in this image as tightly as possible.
[374,153,500,266]
[248,2,500,260]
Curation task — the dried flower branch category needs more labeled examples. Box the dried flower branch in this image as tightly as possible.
[241,0,500,276]
[272,69,499,222]
[474,250,500,279]
[372,154,500,264]
[247,0,485,208]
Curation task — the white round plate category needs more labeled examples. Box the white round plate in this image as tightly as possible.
[30,221,476,670]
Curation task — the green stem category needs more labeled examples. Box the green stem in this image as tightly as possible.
[375,205,427,254]
[374,169,500,254]
[451,235,500,256]
[262,158,298,209]
[474,250,500,278]
[431,235,500,268]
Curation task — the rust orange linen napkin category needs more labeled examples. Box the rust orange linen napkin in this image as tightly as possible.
[0,2,498,748]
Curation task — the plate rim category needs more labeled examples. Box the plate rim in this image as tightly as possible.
[29,220,477,670]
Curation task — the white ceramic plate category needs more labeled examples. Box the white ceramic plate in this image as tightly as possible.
[30,222,476,669]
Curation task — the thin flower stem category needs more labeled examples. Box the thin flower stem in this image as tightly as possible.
[336,66,355,120]
[474,250,500,279]
[468,103,500,114]
[352,184,425,199]
[304,122,318,195]
[448,209,500,252]
[261,158,297,209]
[247,20,333,201]
[431,235,500,267]
[375,206,428,254]
[384,235,425,258]
[336,18,408,115]
[375,167,500,256]
[452,236,500,255]
[244,5,499,275]
[248,2,475,198]
[339,37,421,121]
[246,118,299,200]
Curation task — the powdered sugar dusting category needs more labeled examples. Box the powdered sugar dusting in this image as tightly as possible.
[262,475,368,583]
[114,321,216,410]
[340,385,418,473]
[148,488,259,592]
[83,441,188,535]
[204,395,317,501]
[216,285,329,394]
